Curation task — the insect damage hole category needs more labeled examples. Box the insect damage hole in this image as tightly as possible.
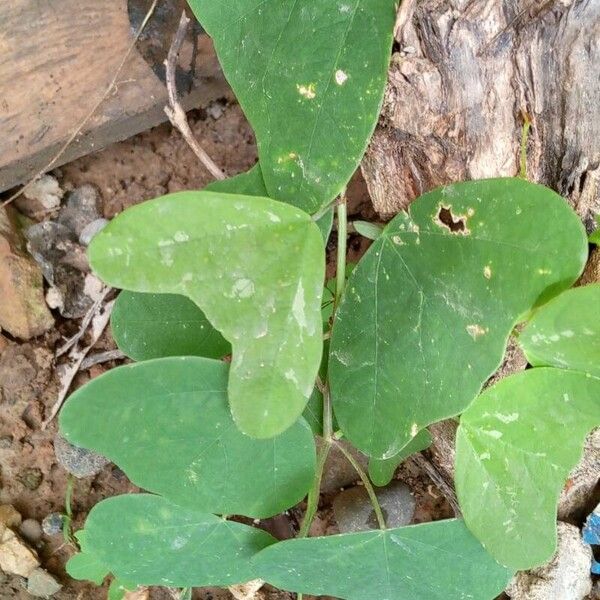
[435,205,471,235]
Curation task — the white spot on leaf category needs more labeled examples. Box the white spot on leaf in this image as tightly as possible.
[335,70,348,85]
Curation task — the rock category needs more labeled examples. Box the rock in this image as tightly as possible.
[0,435,13,449]
[506,522,592,600]
[26,567,62,597]
[559,428,600,521]
[54,435,109,478]
[320,439,368,494]
[333,481,416,533]
[0,207,54,339]
[15,175,63,217]
[17,468,43,491]
[79,218,108,246]
[0,505,22,529]
[41,513,64,536]
[228,579,265,600]
[19,519,42,544]
[57,184,102,237]
[0,527,40,577]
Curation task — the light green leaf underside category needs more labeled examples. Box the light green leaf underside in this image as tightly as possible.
[112,291,230,361]
[353,220,384,240]
[368,429,432,487]
[254,519,512,600]
[456,368,600,570]
[188,0,396,213]
[519,284,600,377]
[60,358,316,519]
[206,163,335,242]
[330,178,588,458]
[89,191,325,439]
[78,494,276,588]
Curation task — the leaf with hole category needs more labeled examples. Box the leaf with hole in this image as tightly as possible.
[368,429,432,487]
[456,367,600,570]
[76,494,275,588]
[329,178,588,458]
[187,0,396,212]
[518,284,600,376]
[254,519,512,600]
[60,357,316,519]
[89,191,325,438]
[112,291,230,361]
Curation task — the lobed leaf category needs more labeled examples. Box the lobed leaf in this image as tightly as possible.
[254,519,512,600]
[368,429,432,487]
[519,284,600,377]
[187,0,396,212]
[77,494,275,588]
[111,291,230,361]
[329,178,588,458]
[455,368,600,570]
[89,191,325,438]
[60,358,316,519]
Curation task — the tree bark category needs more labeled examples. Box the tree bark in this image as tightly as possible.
[362,0,600,232]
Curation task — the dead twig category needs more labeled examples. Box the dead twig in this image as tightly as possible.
[80,349,126,370]
[408,452,462,517]
[164,12,225,181]
[42,297,114,429]
[1,0,160,209]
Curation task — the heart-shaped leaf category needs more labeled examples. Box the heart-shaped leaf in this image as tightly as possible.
[329,178,587,458]
[66,531,109,585]
[89,191,325,438]
[456,368,600,570]
[111,291,231,361]
[368,429,432,487]
[518,284,600,376]
[75,494,275,588]
[187,0,396,212]
[254,519,512,600]
[60,357,316,519]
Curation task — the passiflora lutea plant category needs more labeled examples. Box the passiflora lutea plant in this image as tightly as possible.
[60,1,600,599]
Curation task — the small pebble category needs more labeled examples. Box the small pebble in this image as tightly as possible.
[41,513,64,537]
[26,568,62,597]
[0,505,22,528]
[19,519,42,544]
[54,435,109,478]
[57,184,102,237]
[0,435,13,449]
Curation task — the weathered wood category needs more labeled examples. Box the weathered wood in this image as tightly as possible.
[0,0,228,193]
[362,0,600,231]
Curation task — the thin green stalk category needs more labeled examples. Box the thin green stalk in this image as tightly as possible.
[335,442,387,530]
[298,439,332,537]
[520,113,532,179]
[335,194,348,309]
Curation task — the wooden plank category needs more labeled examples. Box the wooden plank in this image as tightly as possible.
[0,0,229,193]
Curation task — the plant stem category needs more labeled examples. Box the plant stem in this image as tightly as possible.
[335,193,348,309]
[298,439,332,537]
[335,442,387,530]
[63,475,75,544]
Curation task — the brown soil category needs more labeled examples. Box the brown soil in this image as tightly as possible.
[0,100,448,599]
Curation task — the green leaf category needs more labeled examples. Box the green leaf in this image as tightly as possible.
[456,368,600,570]
[205,164,268,196]
[60,357,316,519]
[353,220,384,240]
[591,229,600,244]
[368,429,432,487]
[329,178,588,458]
[207,163,335,243]
[112,291,230,361]
[254,519,512,600]
[66,552,108,585]
[187,0,396,212]
[80,494,275,588]
[89,191,325,438]
[108,579,135,600]
[519,284,600,377]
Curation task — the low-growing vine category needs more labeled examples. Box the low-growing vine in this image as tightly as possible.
[59,2,600,599]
